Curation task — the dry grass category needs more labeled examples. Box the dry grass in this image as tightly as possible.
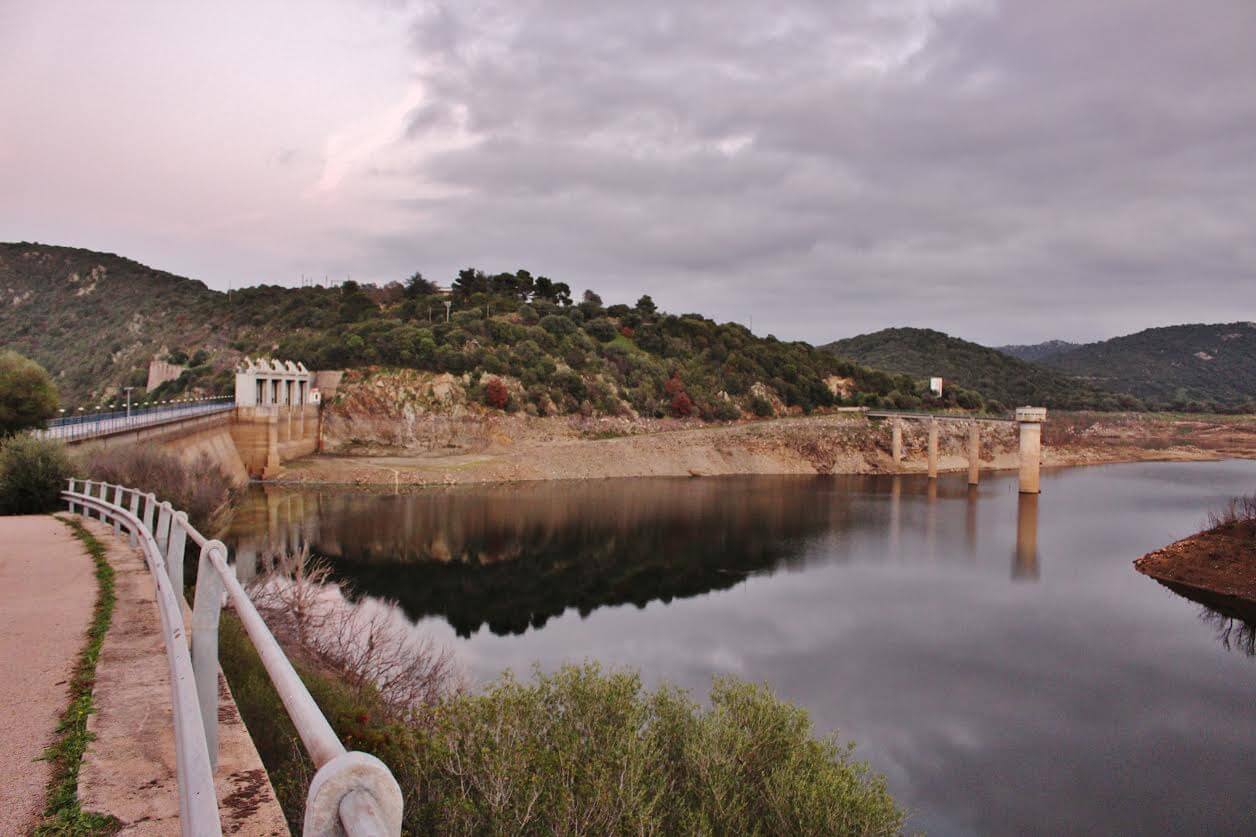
[80,445,236,530]
[247,546,461,718]
[1207,494,1256,531]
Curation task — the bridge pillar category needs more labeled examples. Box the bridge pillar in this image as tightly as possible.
[967,422,980,485]
[1016,407,1047,494]
[927,419,938,479]
[891,419,903,467]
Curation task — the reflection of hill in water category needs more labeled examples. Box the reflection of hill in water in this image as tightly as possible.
[227,476,915,637]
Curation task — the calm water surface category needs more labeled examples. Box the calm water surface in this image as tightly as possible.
[225,461,1256,835]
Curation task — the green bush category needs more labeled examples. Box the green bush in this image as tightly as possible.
[224,653,903,835]
[0,350,58,436]
[0,435,76,514]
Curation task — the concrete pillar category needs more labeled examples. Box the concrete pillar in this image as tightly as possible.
[927,419,938,479]
[1016,407,1047,494]
[891,419,903,467]
[967,422,981,485]
[264,411,281,478]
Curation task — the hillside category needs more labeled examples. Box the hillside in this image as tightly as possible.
[1041,323,1256,410]
[995,340,1079,363]
[823,328,1133,411]
[0,242,960,419]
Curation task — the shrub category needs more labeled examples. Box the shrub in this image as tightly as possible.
[1207,493,1256,530]
[0,351,59,436]
[584,317,618,343]
[484,377,509,410]
[750,394,774,418]
[81,446,236,530]
[540,314,578,336]
[0,435,77,514]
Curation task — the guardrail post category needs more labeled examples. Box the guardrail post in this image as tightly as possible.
[143,492,156,534]
[167,511,188,600]
[305,752,404,836]
[111,485,125,536]
[191,540,226,770]
[156,501,172,553]
[128,490,141,546]
[66,478,77,515]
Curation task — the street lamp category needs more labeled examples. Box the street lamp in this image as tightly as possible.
[124,387,134,418]
[443,300,452,322]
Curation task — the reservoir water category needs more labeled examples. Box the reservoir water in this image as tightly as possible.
[225,460,1256,835]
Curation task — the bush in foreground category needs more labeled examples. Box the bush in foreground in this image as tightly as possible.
[0,435,76,514]
[221,622,903,835]
[0,350,59,436]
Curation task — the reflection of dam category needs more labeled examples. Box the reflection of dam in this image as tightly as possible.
[225,473,1045,636]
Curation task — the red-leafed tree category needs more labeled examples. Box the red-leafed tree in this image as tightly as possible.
[485,377,509,409]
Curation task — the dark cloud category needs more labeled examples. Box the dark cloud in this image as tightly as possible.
[4,1,1252,344]
[378,0,1256,343]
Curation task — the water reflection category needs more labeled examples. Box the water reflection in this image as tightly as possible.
[222,463,1256,835]
[226,474,1022,637]
[1013,493,1040,581]
[1150,578,1256,656]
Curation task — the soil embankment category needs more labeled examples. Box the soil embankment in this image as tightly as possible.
[275,408,1256,487]
[1135,523,1256,620]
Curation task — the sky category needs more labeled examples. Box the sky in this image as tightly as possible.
[2,0,1254,346]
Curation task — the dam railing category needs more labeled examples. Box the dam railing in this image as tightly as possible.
[39,397,235,443]
[62,479,402,836]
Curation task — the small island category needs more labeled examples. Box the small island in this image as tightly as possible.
[1136,495,1256,622]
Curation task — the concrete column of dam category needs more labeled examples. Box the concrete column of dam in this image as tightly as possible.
[927,419,939,479]
[1017,407,1047,494]
[891,419,903,468]
[967,422,981,486]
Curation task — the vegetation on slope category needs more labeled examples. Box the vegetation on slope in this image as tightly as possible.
[823,327,1136,411]
[1041,322,1256,411]
[994,340,1078,363]
[0,243,980,418]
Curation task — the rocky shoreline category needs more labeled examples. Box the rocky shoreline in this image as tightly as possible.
[270,411,1256,487]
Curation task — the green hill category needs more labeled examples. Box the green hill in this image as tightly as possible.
[995,340,1078,363]
[823,328,1133,410]
[1041,323,1256,410]
[0,242,947,418]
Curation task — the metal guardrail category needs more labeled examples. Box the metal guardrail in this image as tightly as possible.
[63,480,403,836]
[39,398,235,443]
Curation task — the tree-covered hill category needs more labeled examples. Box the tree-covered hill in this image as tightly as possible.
[1040,323,1256,411]
[0,242,973,418]
[822,328,1135,411]
[995,340,1078,363]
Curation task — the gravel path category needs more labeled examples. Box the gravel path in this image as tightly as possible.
[0,515,95,835]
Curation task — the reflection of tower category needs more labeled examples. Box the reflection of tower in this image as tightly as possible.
[1014,493,1040,580]
[965,484,978,557]
[926,478,938,560]
[889,476,902,560]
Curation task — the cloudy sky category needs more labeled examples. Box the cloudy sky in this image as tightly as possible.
[2,1,1253,345]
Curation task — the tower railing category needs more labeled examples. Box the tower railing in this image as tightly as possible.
[62,479,402,836]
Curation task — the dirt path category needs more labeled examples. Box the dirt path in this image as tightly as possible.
[0,515,95,835]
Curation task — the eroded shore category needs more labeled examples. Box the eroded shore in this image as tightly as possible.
[271,411,1256,486]
[1136,523,1256,619]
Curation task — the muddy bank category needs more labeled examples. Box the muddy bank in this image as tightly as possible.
[274,411,1256,487]
[1135,522,1256,611]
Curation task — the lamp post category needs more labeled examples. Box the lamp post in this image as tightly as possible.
[124,387,134,418]
[443,300,452,322]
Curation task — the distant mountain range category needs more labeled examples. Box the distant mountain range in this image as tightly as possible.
[1038,323,1256,409]
[826,324,1256,411]
[822,329,1123,411]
